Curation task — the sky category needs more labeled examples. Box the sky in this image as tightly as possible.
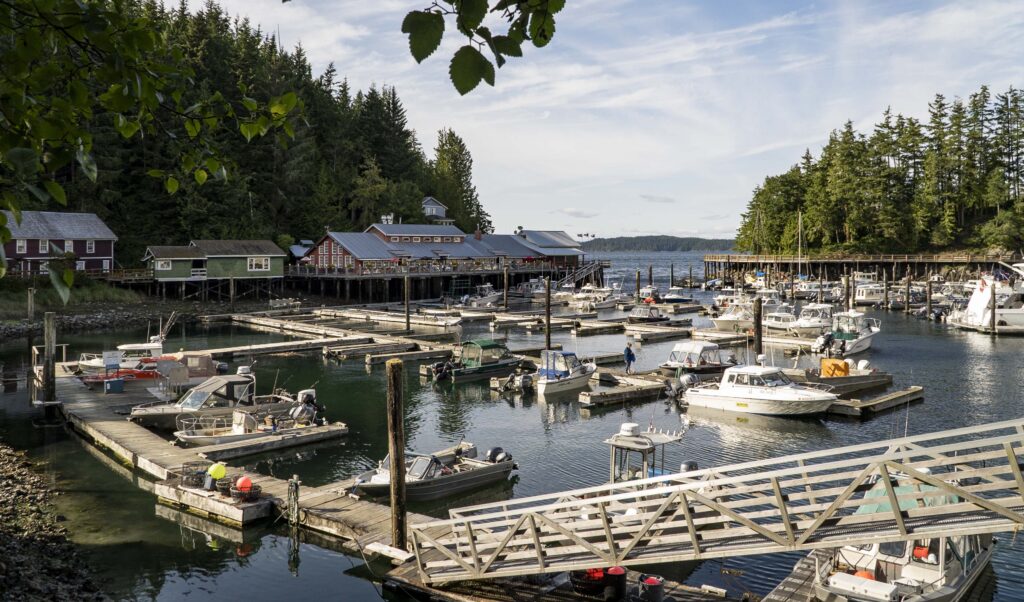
[193,0,1024,239]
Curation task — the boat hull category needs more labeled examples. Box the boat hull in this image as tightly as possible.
[536,370,593,394]
[445,359,522,383]
[711,317,753,332]
[130,401,299,430]
[683,391,834,416]
[837,330,877,355]
[357,461,515,501]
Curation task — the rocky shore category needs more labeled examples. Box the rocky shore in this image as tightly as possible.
[0,443,106,601]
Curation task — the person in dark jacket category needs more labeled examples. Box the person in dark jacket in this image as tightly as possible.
[624,342,636,374]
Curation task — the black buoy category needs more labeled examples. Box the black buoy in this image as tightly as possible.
[603,566,627,601]
[638,573,665,602]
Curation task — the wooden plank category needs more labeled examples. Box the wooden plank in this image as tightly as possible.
[196,423,349,461]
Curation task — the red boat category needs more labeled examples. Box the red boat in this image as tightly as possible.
[79,357,165,384]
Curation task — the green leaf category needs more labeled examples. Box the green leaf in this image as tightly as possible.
[43,181,66,205]
[75,149,98,182]
[240,122,258,142]
[165,176,179,194]
[491,35,522,57]
[204,158,220,173]
[270,92,298,117]
[184,118,200,138]
[529,10,556,47]
[401,11,445,64]
[241,96,258,111]
[456,0,488,34]
[49,268,71,305]
[146,169,165,178]
[547,0,565,13]
[194,169,208,185]
[26,184,49,203]
[449,45,493,95]
[5,148,39,177]
[115,115,141,139]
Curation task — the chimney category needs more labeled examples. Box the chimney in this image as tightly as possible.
[474,228,482,241]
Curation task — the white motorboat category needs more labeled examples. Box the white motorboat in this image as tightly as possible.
[853,283,886,306]
[789,303,834,336]
[711,304,754,331]
[763,311,797,332]
[535,350,596,394]
[810,477,995,601]
[714,287,741,308]
[78,338,164,372]
[812,311,881,356]
[638,285,659,301]
[948,268,1024,332]
[794,280,826,300]
[465,283,503,307]
[173,402,339,447]
[683,365,837,416]
[659,341,737,376]
[661,286,693,303]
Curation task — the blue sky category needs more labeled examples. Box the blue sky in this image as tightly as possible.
[198,0,1024,239]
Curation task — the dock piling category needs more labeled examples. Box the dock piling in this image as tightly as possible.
[648,265,653,287]
[905,271,911,315]
[842,275,850,311]
[404,276,410,332]
[990,281,997,334]
[753,297,763,358]
[545,276,552,351]
[27,287,34,320]
[882,270,888,308]
[926,280,932,316]
[503,266,509,309]
[635,270,641,302]
[43,312,56,402]
[670,263,674,287]
[386,358,407,550]
[688,265,693,288]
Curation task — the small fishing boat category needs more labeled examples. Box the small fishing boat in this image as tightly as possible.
[355,442,517,501]
[789,303,834,336]
[812,311,881,356]
[172,398,332,447]
[683,365,837,416]
[853,283,886,306]
[713,287,741,307]
[129,367,304,430]
[659,341,737,377]
[464,283,503,307]
[711,304,754,331]
[430,340,522,382]
[627,305,670,324]
[79,358,163,384]
[77,339,164,373]
[810,476,995,601]
[638,285,660,301]
[661,286,693,303]
[763,311,797,332]
[535,350,596,395]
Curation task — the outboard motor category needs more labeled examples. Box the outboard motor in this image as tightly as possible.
[215,362,230,374]
[485,447,504,463]
[431,361,454,380]
[680,461,699,474]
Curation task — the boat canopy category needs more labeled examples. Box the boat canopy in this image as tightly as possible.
[666,342,728,366]
[461,340,511,367]
[629,305,661,318]
[177,375,253,410]
[538,350,582,379]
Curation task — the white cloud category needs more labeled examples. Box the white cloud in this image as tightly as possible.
[553,208,599,219]
[640,194,676,204]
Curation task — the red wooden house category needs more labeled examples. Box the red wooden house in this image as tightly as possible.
[2,211,118,275]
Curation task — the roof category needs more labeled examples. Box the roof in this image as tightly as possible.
[723,365,785,376]
[478,234,538,258]
[394,240,492,259]
[288,244,311,258]
[190,240,285,257]
[422,196,447,209]
[326,232,397,260]
[367,223,465,237]
[517,230,580,249]
[670,341,720,353]
[463,339,508,350]
[143,246,204,260]
[3,211,117,240]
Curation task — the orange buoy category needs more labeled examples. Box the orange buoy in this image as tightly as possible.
[236,476,253,493]
[854,570,875,581]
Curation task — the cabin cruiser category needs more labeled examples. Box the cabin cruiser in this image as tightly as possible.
[355,442,517,501]
[78,338,164,373]
[627,305,670,324]
[948,269,1024,332]
[431,340,521,382]
[713,287,742,308]
[711,304,754,331]
[812,311,881,356]
[811,476,994,602]
[854,283,886,306]
[683,365,837,416]
[659,341,737,377]
[535,350,596,394]
[129,367,305,430]
[763,311,797,333]
[794,281,826,300]
[661,286,693,303]
[463,283,503,307]
[789,303,834,337]
[638,285,660,301]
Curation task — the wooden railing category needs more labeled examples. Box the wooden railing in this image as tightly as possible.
[409,418,1024,583]
[703,253,1022,264]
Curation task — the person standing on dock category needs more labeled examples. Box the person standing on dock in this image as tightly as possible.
[624,342,636,374]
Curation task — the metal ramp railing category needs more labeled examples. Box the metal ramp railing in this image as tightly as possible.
[409,418,1024,583]
[556,261,604,289]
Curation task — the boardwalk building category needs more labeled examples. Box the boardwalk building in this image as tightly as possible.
[2,211,117,275]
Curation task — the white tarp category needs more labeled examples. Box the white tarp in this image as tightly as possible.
[962,277,994,327]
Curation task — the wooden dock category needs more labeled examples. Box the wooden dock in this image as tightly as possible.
[578,374,666,407]
[192,336,370,359]
[763,549,828,601]
[195,423,350,461]
[828,386,925,417]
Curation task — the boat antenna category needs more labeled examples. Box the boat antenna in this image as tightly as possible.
[903,368,912,438]
[272,369,280,394]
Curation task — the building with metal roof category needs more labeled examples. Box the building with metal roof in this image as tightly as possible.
[422,197,455,226]
[189,240,286,257]
[2,210,118,275]
[478,234,538,259]
[367,223,466,239]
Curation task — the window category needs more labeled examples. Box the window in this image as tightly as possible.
[64,240,73,253]
[39,261,48,274]
[155,260,173,271]
[412,237,421,243]
[75,260,85,271]
[443,237,452,242]
[454,237,462,243]
[102,259,110,271]
[425,206,436,216]
[86,240,95,254]
[402,236,410,242]
[434,237,442,242]
[39,239,48,253]
[247,257,270,271]
[15,239,25,253]
[391,237,400,242]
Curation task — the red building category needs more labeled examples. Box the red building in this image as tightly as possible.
[2,211,118,275]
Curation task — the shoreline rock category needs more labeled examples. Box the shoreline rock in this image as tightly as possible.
[0,443,107,601]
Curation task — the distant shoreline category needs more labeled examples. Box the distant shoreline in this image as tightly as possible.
[581,235,734,253]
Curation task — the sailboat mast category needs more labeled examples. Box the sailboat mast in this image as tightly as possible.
[797,210,802,278]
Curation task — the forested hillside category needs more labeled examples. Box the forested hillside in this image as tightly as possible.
[736,85,1024,254]
[581,236,734,252]
[22,0,491,265]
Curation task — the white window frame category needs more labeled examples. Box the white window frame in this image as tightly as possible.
[75,260,86,271]
[434,237,442,242]
[39,239,48,253]
[412,237,421,243]
[454,237,461,243]
[39,260,48,274]
[425,206,437,216]
[402,237,410,242]
[390,237,400,242]
[102,259,110,271]
[15,239,26,253]
[247,256,271,271]
[155,260,173,271]
[443,237,452,242]
[86,239,95,254]
[64,240,74,253]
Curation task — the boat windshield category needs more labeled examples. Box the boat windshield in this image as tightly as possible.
[408,456,438,480]
[178,389,212,409]
[760,371,792,386]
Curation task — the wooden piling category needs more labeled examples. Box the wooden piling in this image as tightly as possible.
[905,272,911,315]
[635,270,641,302]
[842,275,850,311]
[990,280,997,334]
[648,265,653,287]
[503,266,509,309]
[386,358,407,550]
[882,270,888,308]
[545,276,552,351]
[688,265,693,288]
[229,277,236,306]
[926,280,932,316]
[27,287,35,320]
[753,297,763,357]
[670,263,674,287]
[404,276,411,332]
[43,312,56,402]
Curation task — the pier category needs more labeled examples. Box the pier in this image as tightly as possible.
[701,252,1020,282]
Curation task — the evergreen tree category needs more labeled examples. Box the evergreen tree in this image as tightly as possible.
[430,129,492,232]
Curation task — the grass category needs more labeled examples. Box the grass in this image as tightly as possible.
[0,277,143,320]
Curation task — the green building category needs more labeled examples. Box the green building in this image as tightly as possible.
[142,240,285,282]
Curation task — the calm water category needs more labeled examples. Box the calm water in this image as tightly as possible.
[0,251,1020,600]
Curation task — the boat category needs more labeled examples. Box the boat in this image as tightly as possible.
[79,353,228,387]
[535,350,596,395]
[812,310,881,356]
[172,399,335,447]
[810,476,995,601]
[129,367,304,430]
[79,358,163,384]
[947,268,1024,332]
[627,305,670,324]
[430,340,522,382]
[763,311,797,333]
[683,365,837,416]
[794,280,827,300]
[463,283,503,307]
[77,338,164,373]
[783,358,892,397]
[354,442,517,501]
[853,283,886,306]
[659,341,738,377]
[661,286,693,303]
[638,285,660,301]
[711,304,754,331]
[789,303,834,337]
[713,287,741,308]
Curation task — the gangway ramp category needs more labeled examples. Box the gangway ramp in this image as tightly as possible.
[409,418,1024,583]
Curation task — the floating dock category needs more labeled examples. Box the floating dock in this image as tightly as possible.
[828,386,925,417]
